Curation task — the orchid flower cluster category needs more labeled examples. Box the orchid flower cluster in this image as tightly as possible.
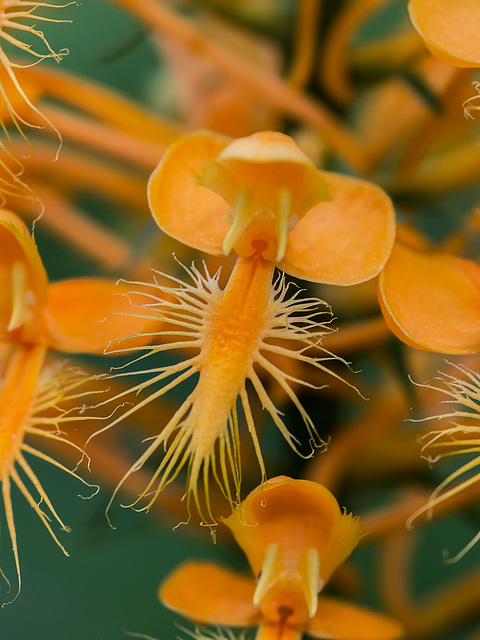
[2,2,480,640]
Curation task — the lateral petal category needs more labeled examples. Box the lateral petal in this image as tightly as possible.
[308,595,403,640]
[378,243,480,353]
[159,561,259,627]
[44,279,159,353]
[282,172,395,285]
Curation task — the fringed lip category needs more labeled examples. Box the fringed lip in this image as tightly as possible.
[87,255,352,525]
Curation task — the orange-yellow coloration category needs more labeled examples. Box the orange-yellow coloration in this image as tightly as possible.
[148,130,330,262]
[378,241,480,353]
[0,344,45,472]
[408,0,480,67]
[283,171,395,285]
[0,208,157,602]
[186,253,274,498]
[148,130,396,283]
[223,477,361,595]
[160,477,403,640]
[98,128,396,522]
[94,257,336,523]
[0,1,73,199]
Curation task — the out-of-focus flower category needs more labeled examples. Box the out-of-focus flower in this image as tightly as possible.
[160,476,403,640]
[378,232,480,354]
[408,0,480,68]
[0,1,73,198]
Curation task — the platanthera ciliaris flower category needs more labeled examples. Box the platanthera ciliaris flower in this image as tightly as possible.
[0,209,153,603]
[378,233,480,354]
[93,130,395,524]
[160,476,403,640]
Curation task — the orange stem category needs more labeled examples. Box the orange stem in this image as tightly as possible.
[321,315,390,354]
[21,141,149,212]
[380,531,480,638]
[114,0,366,171]
[288,0,323,90]
[34,105,166,170]
[17,66,183,145]
[17,182,132,272]
[320,0,390,105]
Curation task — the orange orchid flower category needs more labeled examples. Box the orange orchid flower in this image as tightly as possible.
[0,208,154,603]
[93,129,395,524]
[378,236,480,354]
[408,0,480,68]
[161,476,403,640]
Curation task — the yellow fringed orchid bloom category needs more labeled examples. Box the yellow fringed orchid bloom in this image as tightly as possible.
[94,129,395,524]
[160,477,403,640]
[0,209,154,603]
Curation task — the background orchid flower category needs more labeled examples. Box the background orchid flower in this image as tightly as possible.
[94,129,395,524]
[408,0,480,68]
[378,235,480,354]
[160,476,403,640]
[0,208,155,602]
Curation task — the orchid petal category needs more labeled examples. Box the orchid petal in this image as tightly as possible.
[148,130,231,255]
[223,476,361,587]
[378,242,480,353]
[159,561,259,627]
[282,172,395,285]
[0,209,48,341]
[307,595,403,640]
[44,279,158,354]
[408,0,480,67]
